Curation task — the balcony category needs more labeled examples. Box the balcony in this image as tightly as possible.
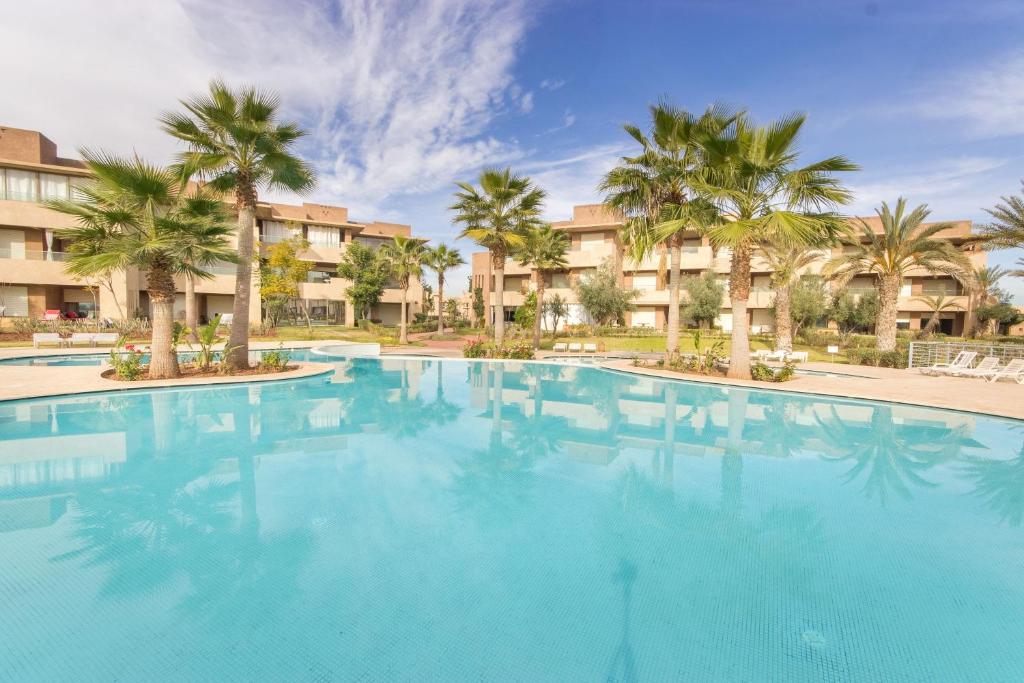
[0,249,82,285]
[624,246,712,272]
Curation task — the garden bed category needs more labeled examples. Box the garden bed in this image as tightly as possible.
[101,363,299,382]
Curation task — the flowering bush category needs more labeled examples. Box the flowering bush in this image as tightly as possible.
[463,337,489,358]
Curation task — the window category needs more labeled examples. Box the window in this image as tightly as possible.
[632,274,657,291]
[354,234,388,249]
[307,270,332,283]
[5,169,36,202]
[40,173,69,201]
[69,176,95,199]
[261,221,294,244]
[307,224,340,248]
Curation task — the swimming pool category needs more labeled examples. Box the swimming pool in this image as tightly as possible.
[1,357,1021,680]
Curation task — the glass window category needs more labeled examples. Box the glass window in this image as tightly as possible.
[307,225,340,248]
[5,169,37,202]
[40,173,69,201]
[261,221,295,244]
[69,176,95,199]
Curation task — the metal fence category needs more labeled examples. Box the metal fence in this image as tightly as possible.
[908,341,1024,368]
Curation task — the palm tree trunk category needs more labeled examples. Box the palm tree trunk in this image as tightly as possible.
[147,261,180,380]
[227,184,257,370]
[492,252,506,346]
[774,284,793,352]
[184,274,198,343]
[533,271,544,350]
[964,293,977,338]
[875,274,900,351]
[436,274,445,335]
[727,244,752,379]
[399,285,409,344]
[666,237,682,359]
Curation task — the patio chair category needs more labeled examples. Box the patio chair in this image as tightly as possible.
[951,356,1000,379]
[68,332,94,347]
[567,342,583,353]
[919,351,977,375]
[785,351,809,363]
[583,343,598,353]
[93,332,119,346]
[552,342,568,352]
[220,313,234,327]
[987,358,1024,383]
[32,333,65,348]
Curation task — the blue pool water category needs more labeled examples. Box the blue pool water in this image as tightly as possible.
[0,347,322,366]
[1,357,1022,681]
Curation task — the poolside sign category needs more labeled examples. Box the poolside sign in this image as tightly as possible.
[827,345,839,362]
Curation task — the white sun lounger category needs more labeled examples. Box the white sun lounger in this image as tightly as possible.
[583,343,598,353]
[68,333,94,347]
[93,332,119,346]
[32,333,65,348]
[951,356,1000,378]
[567,342,582,353]
[987,358,1024,383]
[552,342,568,352]
[785,351,809,363]
[920,351,977,375]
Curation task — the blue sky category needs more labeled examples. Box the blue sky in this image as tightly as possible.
[2,0,1023,297]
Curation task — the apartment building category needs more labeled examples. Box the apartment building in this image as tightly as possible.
[469,204,984,336]
[0,125,422,326]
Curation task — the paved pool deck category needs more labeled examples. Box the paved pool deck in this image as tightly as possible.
[1,344,1021,420]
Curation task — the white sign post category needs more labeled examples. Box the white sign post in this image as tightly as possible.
[827,345,839,364]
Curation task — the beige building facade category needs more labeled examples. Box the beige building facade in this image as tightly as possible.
[0,125,422,326]
[469,204,984,336]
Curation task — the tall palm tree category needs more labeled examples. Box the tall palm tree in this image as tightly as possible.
[160,80,316,369]
[379,235,427,344]
[824,198,971,352]
[450,168,546,345]
[759,244,829,352]
[915,294,962,335]
[600,102,733,359]
[698,112,857,378]
[514,224,569,349]
[965,265,1009,337]
[48,151,234,379]
[424,243,465,334]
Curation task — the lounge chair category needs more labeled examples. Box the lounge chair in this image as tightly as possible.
[919,351,977,375]
[785,351,809,363]
[987,358,1024,383]
[220,313,233,327]
[568,342,582,353]
[32,333,65,348]
[93,333,119,346]
[69,333,94,347]
[583,343,598,353]
[552,342,568,352]
[951,356,1000,378]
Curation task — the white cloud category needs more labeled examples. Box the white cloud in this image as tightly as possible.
[523,143,628,221]
[847,156,1010,217]
[539,78,565,91]
[918,50,1024,137]
[0,0,533,217]
[542,109,576,134]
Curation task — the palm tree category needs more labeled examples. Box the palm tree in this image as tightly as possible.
[698,112,857,378]
[600,102,733,359]
[178,193,232,342]
[424,244,465,335]
[966,265,1009,337]
[378,235,427,344]
[980,180,1024,250]
[160,80,316,369]
[915,294,962,335]
[824,198,971,352]
[759,244,828,352]
[450,168,546,345]
[48,152,234,379]
[514,225,569,348]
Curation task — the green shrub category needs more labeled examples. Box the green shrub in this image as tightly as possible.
[109,347,145,381]
[845,347,908,368]
[493,341,535,360]
[751,360,797,382]
[463,337,489,358]
[259,345,291,372]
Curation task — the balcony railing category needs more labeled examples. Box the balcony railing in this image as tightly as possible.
[0,248,70,262]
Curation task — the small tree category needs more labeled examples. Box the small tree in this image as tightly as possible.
[424,244,465,334]
[681,271,723,329]
[977,291,1024,334]
[830,291,879,334]
[514,291,537,329]
[915,294,961,335]
[573,258,638,326]
[545,293,569,336]
[260,236,313,331]
[337,242,389,321]
[789,276,830,341]
[378,235,427,344]
[444,298,461,326]
[472,286,485,325]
